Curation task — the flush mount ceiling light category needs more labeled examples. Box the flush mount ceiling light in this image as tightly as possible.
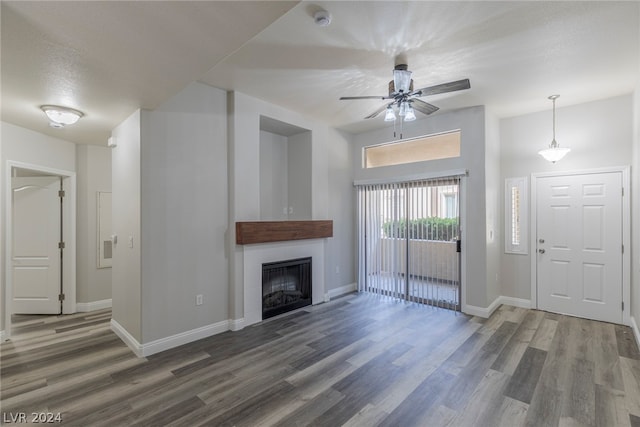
[40,105,84,128]
[538,95,570,163]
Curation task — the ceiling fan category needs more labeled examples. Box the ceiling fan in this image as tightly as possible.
[340,64,471,122]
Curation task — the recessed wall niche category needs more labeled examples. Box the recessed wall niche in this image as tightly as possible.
[259,116,312,220]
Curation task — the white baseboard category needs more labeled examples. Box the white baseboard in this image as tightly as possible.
[498,296,532,309]
[111,319,143,357]
[326,282,357,301]
[463,295,532,318]
[77,299,112,312]
[463,296,501,318]
[630,316,640,353]
[229,318,245,332]
[111,318,231,358]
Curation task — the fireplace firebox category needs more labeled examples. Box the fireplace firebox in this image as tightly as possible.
[262,257,311,319]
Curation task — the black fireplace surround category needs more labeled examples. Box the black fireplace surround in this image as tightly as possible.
[262,257,312,319]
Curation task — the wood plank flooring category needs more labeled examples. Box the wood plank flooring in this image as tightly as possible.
[1,293,640,426]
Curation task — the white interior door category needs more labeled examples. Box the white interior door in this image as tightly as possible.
[536,172,623,324]
[12,176,62,314]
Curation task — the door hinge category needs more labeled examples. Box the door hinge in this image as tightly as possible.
[58,293,65,302]
[58,242,65,249]
[622,301,624,311]
[58,190,65,198]
[622,187,624,196]
[622,244,624,254]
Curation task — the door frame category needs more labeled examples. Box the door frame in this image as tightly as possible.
[530,166,630,326]
[4,160,77,339]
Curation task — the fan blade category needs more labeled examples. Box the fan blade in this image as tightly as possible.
[412,79,470,97]
[410,99,439,116]
[364,102,393,119]
[340,95,392,100]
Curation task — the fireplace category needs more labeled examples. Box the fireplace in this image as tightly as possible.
[262,257,312,319]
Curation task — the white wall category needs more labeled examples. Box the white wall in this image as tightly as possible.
[1,122,77,333]
[288,131,312,220]
[485,109,502,305]
[326,128,356,290]
[228,91,332,321]
[140,82,228,343]
[111,110,142,342]
[259,131,288,220]
[76,145,112,305]
[352,106,490,308]
[500,94,634,300]
[631,53,640,329]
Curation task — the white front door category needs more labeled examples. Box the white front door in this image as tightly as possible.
[12,176,62,314]
[536,172,623,324]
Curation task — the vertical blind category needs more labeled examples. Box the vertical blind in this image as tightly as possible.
[357,176,461,310]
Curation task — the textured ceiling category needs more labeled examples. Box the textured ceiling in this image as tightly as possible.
[1,1,298,144]
[1,1,638,145]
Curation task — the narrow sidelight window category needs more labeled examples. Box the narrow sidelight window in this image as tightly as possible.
[505,177,528,254]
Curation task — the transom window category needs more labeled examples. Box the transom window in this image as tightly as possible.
[364,130,461,169]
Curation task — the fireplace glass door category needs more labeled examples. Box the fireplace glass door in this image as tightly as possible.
[262,257,312,319]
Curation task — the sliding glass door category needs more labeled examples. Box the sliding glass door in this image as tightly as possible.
[357,177,461,310]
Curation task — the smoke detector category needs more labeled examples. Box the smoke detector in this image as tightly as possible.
[314,10,331,27]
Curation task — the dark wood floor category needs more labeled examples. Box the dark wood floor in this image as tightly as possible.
[1,293,640,427]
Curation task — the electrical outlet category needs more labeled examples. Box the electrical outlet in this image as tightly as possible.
[196,294,203,306]
[128,236,134,248]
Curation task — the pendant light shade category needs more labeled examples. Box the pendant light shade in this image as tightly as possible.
[538,95,570,163]
[403,105,416,122]
[384,106,396,122]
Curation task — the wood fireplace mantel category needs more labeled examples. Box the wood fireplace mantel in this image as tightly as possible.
[235,220,333,245]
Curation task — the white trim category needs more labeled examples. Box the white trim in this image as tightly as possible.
[4,160,77,340]
[530,166,631,326]
[498,296,532,309]
[630,316,640,353]
[353,168,468,187]
[112,318,232,358]
[139,320,230,357]
[504,176,529,255]
[463,295,532,318]
[463,296,502,318]
[76,299,112,312]
[111,318,143,357]
[326,282,356,301]
[229,318,245,332]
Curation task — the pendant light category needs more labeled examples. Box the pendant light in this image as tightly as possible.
[538,95,570,163]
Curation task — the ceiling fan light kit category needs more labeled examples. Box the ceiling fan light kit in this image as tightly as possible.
[384,106,396,122]
[538,94,570,163]
[339,63,471,135]
[40,105,84,128]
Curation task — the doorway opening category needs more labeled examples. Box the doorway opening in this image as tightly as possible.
[357,176,462,311]
[4,162,77,340]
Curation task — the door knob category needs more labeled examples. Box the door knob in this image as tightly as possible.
[539,239,545,244]
[538,249,545,254]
